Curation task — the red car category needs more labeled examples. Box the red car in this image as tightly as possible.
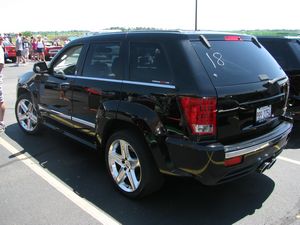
[3,40,16,63]
[44,41,63,61]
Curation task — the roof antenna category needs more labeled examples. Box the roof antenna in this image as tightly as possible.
[195,0,198,31]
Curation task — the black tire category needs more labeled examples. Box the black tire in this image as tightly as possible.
[15,93,42,135]
[105,129,164,198]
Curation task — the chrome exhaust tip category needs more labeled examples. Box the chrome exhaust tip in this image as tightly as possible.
[267,158,277,169]
[257,162,270,174]
[257,158,277,174]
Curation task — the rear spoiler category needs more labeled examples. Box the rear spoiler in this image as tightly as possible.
[196,34,261,48]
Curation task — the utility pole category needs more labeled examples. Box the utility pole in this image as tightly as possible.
[195,0,198,31]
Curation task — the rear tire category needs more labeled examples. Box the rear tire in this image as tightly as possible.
[105,129,163,198]
[15,93,42,135]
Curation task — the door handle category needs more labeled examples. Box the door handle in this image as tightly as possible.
[59,82,70,90]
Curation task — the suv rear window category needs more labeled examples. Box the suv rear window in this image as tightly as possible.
[82,43,121,79]
[192,40,283,87]
[129,42,173,84]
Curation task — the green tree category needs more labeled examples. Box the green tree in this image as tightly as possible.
[22,31,33,37]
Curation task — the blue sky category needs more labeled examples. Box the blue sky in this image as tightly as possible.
[2,0,299,32]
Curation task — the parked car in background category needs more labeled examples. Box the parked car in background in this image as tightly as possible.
[67,36,79,42]
[258,37,300,116]
[3,40,16,63]
[15,31,292,198]
[44,41,63,61]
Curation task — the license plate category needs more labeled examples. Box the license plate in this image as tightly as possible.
[256,105,272,122]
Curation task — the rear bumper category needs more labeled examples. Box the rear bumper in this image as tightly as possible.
[224,120,291,158]
[164,121,292,185]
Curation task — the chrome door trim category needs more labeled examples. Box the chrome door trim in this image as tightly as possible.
[38,105,95,128]
[72,116,95,128]
[65,75,176,89]
[38,105,72,120]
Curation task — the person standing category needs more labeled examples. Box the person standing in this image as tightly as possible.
[30,37,35,61]
[30,37,38,61]
[36,35,45,61]
[0,37,6,133]
[15,33,25,66]
[22,36,30,63]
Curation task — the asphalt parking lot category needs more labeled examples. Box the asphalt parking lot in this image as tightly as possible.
[0,62,299,225]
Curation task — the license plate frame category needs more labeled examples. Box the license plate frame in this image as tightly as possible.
[256,105,272,122]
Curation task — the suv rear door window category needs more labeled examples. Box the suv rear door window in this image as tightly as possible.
[82,43,121,79]
[129,42,173,84]
[192,40,284,87]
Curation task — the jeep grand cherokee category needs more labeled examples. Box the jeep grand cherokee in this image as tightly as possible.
[15,31,292,198]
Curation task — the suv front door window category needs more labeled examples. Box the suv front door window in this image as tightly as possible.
[53,45,83,76]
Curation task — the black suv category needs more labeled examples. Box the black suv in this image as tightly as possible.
[257,37,300,115]
[15,31,292,198]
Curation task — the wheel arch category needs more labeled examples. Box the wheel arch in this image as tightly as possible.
[96,116,170,173]
[98,119,148,151]
[17,87,30,98]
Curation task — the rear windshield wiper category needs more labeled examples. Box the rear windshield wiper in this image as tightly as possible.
[199,35,211,48]
[251,37,261,48]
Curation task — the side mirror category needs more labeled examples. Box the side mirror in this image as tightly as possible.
[33,62,48,74]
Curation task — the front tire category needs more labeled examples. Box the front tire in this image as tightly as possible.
[105,129,163,198]
[15,93,42,134]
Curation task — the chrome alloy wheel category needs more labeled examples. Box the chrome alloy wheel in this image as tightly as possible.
[16,99,38,132]
[108,139,142,193]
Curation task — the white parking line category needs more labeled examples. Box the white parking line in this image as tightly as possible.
[0,137,121,225]
[278,156,300,166]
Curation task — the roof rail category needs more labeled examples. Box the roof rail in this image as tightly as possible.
[126,30,181,33]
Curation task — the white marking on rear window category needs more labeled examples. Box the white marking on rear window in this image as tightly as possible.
[206,52,216,68]
[213,52,225,66]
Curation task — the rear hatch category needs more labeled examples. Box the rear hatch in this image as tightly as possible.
[191,34,289,144]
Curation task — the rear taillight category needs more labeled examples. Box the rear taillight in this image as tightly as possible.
[224,156,242,167]
[180,97,217,136]
[224,35,242,41]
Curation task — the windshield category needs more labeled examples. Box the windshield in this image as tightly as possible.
[192,40,285,87]
[3,41,13,47]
